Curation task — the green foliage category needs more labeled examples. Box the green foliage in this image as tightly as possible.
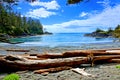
[92,25,120,38]
[68,0,83,4]
[94,28,105,33]
[116,65,120,69]
[67,0,89,4]
[0,5,44,37]
[107,27,113,33]
[2,0,84,5]
[113,25,120,38]
[3,73,19,80]
[2,0,36,3]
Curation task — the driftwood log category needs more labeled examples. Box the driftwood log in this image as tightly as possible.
[37,49,120,59]
[6,49,30,52]
[71,68,95,77]
[0,49,120,72]
[0,54,120,71]
[34,66,72,74]
[0,55,88,71]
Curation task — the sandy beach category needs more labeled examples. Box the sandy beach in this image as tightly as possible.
[0,42,120,80]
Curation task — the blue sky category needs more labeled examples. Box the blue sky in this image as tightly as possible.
[14,0,120,33]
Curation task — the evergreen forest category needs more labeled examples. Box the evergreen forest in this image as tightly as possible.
[0,4,44,38]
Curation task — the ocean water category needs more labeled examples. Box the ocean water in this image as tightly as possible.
[9,33,114,47]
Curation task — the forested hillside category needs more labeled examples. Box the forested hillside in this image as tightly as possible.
[85,25,120,38]
[0,4,44,37]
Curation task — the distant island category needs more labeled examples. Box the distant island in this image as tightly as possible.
[84,25,120,38]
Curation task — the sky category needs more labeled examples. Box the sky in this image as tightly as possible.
[13,0,120,33]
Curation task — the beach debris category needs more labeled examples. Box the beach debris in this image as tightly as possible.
[4,54,27,61]
[37,49,120,59]
[0,56,88,71]
[34,66,72,74]
[71,68,95,77]
[6,49,30,52]
[0,49,120,73]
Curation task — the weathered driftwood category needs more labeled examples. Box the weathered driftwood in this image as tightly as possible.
[63,50,120,56]
[6,49,30,52]
[0,55,88,71]
[108,59,120,63]
[93,55,120,62]
[34,66,72,74]
[37,50,120,59]
[71,68,95,77]
[1,49,120,72]
[37,53,63,59]
[4,55,27,61]
[1,54,120,71]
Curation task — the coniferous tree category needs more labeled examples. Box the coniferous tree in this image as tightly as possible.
[0,4,44,37]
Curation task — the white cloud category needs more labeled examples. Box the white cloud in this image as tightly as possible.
[79,12,88,17]
[30,0,60,10]
[25,8,56,18]
[17,7,22,10]
[44,4,120,33]
[97,0,111,8]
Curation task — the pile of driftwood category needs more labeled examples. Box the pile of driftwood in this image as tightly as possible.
[0,49,120,74]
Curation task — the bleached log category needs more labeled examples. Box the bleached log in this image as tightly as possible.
[34,66,72,74]
[106,50,120,53]
[4,55,27,61]
[0,56,88,71]
[71,68,95,77]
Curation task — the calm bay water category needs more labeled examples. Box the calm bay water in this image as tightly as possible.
[9,33,114,47]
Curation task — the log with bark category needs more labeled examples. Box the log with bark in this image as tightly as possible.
[1,49,120,72]
[0,55,88,71]
[108,59,120,63]
[34,66,72,74]
[1,54,120,71]
[37,49,120,59]
[36,53,63,59]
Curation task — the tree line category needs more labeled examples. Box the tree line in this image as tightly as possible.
[1,0,85,5]
[0,0,86,37]
[90,25,120,38]
[0,4,44,37]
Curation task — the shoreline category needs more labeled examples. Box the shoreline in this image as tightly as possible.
[0,42,120,54]
[0,42,120,80]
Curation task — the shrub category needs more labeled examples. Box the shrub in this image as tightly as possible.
[116,65,120,69]
[3,73,19,80]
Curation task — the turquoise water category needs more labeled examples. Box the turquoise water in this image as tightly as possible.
[9,33,114,47]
